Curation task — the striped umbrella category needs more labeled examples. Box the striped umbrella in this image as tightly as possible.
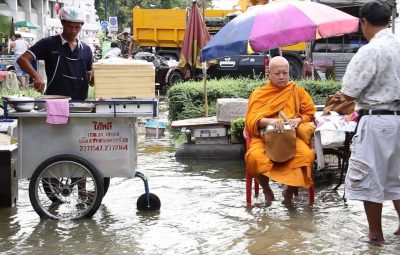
[179,0,211,69]
[202,1,359,61]
[179,0,211,117]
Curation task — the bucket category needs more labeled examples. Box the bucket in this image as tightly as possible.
[145,120,166,138]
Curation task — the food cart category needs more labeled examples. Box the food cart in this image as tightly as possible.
[1,98,161,220]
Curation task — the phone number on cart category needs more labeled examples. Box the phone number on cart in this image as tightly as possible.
[79,144,128,151]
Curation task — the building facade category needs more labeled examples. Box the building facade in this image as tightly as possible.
[0,0,100,43]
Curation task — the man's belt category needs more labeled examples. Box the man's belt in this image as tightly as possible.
[357,109,400,116]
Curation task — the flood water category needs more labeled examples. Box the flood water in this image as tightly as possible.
[1,111,399,254]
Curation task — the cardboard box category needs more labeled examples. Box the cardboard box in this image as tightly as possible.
[93,59,155,99]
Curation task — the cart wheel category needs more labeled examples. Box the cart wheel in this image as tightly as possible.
[137,193,161,211]
[103,177,110,197]
[43,177,109,202]
[29,154,104,220]
[42,178,76,203]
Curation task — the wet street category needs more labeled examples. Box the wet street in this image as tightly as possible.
[0,120,399,254]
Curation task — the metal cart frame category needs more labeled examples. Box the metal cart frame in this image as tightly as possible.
[2,99,161,220]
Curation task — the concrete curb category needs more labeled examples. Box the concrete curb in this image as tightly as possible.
[175,143,245,159]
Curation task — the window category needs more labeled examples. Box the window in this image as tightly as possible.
[313,33,367,54]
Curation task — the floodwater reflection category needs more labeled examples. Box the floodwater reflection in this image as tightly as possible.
[1,133,399,254]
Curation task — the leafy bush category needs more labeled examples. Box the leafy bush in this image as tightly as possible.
[228,117,245,143]
[299,78,341,105]
[166,77,341,122]
[166,77,264,121]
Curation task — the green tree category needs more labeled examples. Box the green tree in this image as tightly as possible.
[94,0,214,32]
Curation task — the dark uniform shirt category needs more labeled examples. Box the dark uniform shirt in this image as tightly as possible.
[28,35,93,84]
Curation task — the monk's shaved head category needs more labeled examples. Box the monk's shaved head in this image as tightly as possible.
[269,56,289,70]
[268,56,290,88]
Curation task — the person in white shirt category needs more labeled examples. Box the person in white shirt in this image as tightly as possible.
[104,41,121,59]
[10,34,30,87]
[340,0,400,246]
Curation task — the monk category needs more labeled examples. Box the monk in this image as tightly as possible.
[245,56,316,205]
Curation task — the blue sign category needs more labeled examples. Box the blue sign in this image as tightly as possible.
[108,17,118,32]
[109,17,118,26]
[100,20,109,29]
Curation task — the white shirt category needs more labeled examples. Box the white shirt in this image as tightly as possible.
[341,28,400,110]
[13,39,30,58]
[104,47,121,58]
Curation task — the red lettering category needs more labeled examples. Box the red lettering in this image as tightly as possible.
[93,121,113,130]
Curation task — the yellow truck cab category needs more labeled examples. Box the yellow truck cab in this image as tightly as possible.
[133,6,232,61]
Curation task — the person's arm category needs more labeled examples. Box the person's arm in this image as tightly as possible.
[116,32,125,40]
[258,117,290,133]
[341,47,376,99]
[128,40,135,57]
[258,118,277,128]
[86,48,94,86]
[6,41,16,54]
[17,51,45,92]
[338,91,356,102]
[295,87,316,123]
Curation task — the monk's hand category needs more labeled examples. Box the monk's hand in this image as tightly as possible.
[288,118,302,128]
[270,119,285,133]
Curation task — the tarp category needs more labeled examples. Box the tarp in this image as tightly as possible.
[0,13,14,37]
[314,0,396,8]
[15,20,41,30]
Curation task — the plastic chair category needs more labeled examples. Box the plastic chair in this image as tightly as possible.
[243,128,315,206]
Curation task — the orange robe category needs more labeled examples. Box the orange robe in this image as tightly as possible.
[245,81,316,188]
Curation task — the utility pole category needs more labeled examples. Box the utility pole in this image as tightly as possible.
[202,0,205,21]
[105,0,108,20]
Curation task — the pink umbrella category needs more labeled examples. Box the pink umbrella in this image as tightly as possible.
[202,1,359,61]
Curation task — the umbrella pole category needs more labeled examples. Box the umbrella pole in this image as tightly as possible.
[202,62,208,117]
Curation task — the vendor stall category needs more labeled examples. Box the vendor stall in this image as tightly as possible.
[1,98,161,220]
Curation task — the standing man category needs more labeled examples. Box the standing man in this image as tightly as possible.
[117,29,133,58]
[341,0,400,245]
[9,34,30,88]
[17,6,93,100]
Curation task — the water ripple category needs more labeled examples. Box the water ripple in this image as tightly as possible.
[1,128,399,254]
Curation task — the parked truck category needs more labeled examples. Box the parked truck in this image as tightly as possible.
[311,0,397,80]
[133,7,233,61]
[132,5,306,80]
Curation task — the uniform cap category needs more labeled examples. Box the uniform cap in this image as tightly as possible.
[58,7,85,23]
